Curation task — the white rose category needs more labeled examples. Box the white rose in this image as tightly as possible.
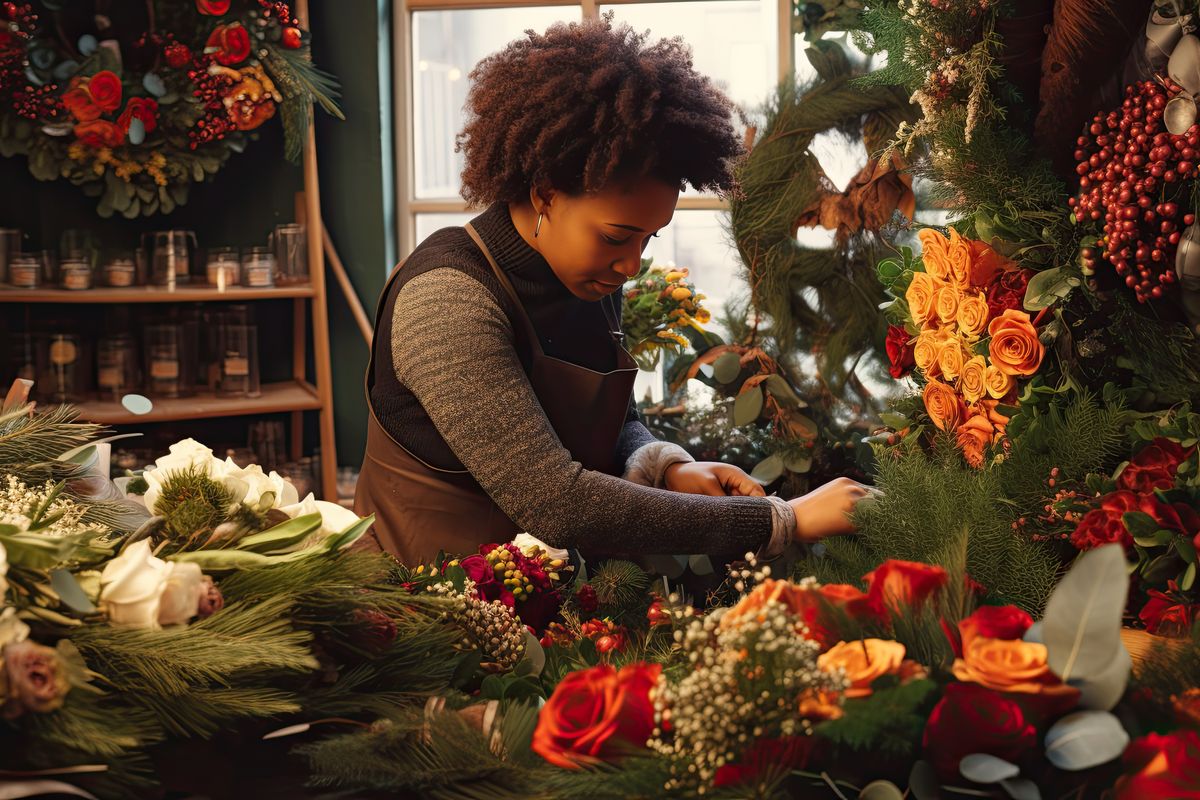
[0,607,29,649]
[157,562,204,626]
[99,540,171,629]
[142,439,227,513]
[221,460,299,509]
[511,533,569,564]
[280,493,362,549]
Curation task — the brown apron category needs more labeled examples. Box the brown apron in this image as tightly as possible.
[354,222,639,565]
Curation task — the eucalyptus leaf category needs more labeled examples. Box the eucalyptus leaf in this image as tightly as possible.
[784,453,813,474]
[713,352,741,384]
[520,630,545,678]
[764,374,803,407]
[858,780,904,800]
[236,512,322,553]
[733,387,764,425]
[1042,545,1129,695]
[1044,711,1130,770]
[1122,512,1162,541]
[50,569,96,613]
[750,454,785,484]
[1184,560,1197,591]
[1023,267,1069,311]
[959,753,1020,784]
[1000,778,1041,800]
[324,515,374,551]
[907,761,942,800]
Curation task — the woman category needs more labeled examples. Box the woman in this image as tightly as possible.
[355,16,872,566]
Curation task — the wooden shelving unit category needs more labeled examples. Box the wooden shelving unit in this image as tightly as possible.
[2,285,315,303]
[0,0,339,499]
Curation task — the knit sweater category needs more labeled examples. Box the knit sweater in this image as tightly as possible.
[376,202,793,558]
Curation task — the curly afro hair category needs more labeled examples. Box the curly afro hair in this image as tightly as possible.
[455,14,743,205]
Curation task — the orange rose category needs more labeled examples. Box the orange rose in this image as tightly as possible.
[952,636,1080,718]
[913,329,943,377]
[967,240,1012,287]
[923,379,966,432]
[934,285,960,326]
[74,119,124,148]
[978,398,1011,434]
[721,579,809,629]
[62,77,101,122]
[722,579,876,648]
[905,271,940,327]
[919,228,954,283]
[988,309,1044,377]
[936,337,969,381]
[819,639,908,698]
[984,363,1015,400]
[956,291,990,340]
[956,410,996,468]
[959,355,988,405]
[798,689,844,720]
[947,228,974,287]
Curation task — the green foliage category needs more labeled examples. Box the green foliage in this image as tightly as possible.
[817,677,939,758]
[804,437,1060,614]
[152,466,233,549]
[590,559,652,618]
[0,405,103,486]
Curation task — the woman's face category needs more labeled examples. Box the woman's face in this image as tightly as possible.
[520,176,679,301]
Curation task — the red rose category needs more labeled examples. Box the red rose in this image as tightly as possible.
[206,23,252,66]
[959,604,1033,652]
[531,662,660,769]
[196,0,231,14]
[922,682,1038,778]
[1120,438,1194,493]
[164,42,192,68]
[863,559,948,616]
[802,583,882,648]
[73,119,124,148]
[1070,490,1140,550]
[985,268,1035,320]
[62,77,101,122]
[1139,590,1197,637]
[885,325,916,379]
[714,736,816,788]
[117,97,158,136]
[1140,493,1200,540]
[86,70,122,113]
[574,584,598,615]
[1115,730,1200,799]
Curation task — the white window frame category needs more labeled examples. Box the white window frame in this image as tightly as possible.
[393,0,796,258]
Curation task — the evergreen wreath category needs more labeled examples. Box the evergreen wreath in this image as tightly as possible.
[0,0,341,218]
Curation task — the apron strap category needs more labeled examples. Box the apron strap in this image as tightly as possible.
[465,222,546,359]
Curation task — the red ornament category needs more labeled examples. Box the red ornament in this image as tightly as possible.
[196,0,231,14]
[281,26,302,49]
[164,42,192,69]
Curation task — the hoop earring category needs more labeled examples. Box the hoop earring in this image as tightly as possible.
[534,212,543,238]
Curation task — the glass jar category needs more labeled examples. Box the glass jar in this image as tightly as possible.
[0,228,21,285]
[102,251,138,287]
[270,223,308,285]
[144,323,186,398]
[42,333,85,403]
[216,324,260,398]
[241,246,276,288]
[206,247,241,288]
[96,334,140,400]
[59,256,93,290]
[8,251,53,289]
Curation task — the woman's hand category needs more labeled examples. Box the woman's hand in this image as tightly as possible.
[787,477,875,542]
[664,461,765,497]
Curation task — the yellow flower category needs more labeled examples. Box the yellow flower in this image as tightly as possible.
[935,285,960,326]
[960,355,988,404]
[671,287,692,301]
[665,270,687,282]
[984,363,1015,400]
[956,291,990,340]
[937,336,969,381]
[947,228,974,287]
[905,271,941,327]
[694,308,711,324]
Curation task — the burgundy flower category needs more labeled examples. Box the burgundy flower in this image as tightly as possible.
[985,268,1035,320]
[1119,438,1194,493]
[885,325,916,379]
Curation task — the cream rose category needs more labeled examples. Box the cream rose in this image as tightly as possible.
[158,562,205,626]
[221,460,299,509]
[100,539,171,629]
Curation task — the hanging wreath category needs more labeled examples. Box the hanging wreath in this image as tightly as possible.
[0,0,341,218]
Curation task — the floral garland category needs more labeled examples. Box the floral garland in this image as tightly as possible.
[0,0,340,217]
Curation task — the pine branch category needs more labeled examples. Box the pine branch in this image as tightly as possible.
[0,405,103,484]
[590,559,651,613]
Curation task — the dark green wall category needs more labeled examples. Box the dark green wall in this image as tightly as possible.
[310,0,396,469]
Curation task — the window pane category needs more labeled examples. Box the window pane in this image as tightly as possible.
[414,212,475,245]
[606,1,777,112]
[412,7,581,200]
[641,209,742,322]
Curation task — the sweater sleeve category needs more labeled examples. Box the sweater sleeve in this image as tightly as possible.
[390,268,781,558]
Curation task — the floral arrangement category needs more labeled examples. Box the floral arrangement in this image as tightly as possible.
[879,225,1045,467]
[0,0,341,217]
[620,261,712,370]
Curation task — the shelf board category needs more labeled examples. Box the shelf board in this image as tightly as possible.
[0,284,314,304]
[70,380,322,424]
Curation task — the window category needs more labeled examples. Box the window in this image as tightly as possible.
[396,0,792,321]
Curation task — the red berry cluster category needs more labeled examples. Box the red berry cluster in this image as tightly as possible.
[573,583,598,614]
[1069,79,1200,303]
[187,56,237,149]
[11,83,62,120]
[257,0,298,26]
[0,3,36,100]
